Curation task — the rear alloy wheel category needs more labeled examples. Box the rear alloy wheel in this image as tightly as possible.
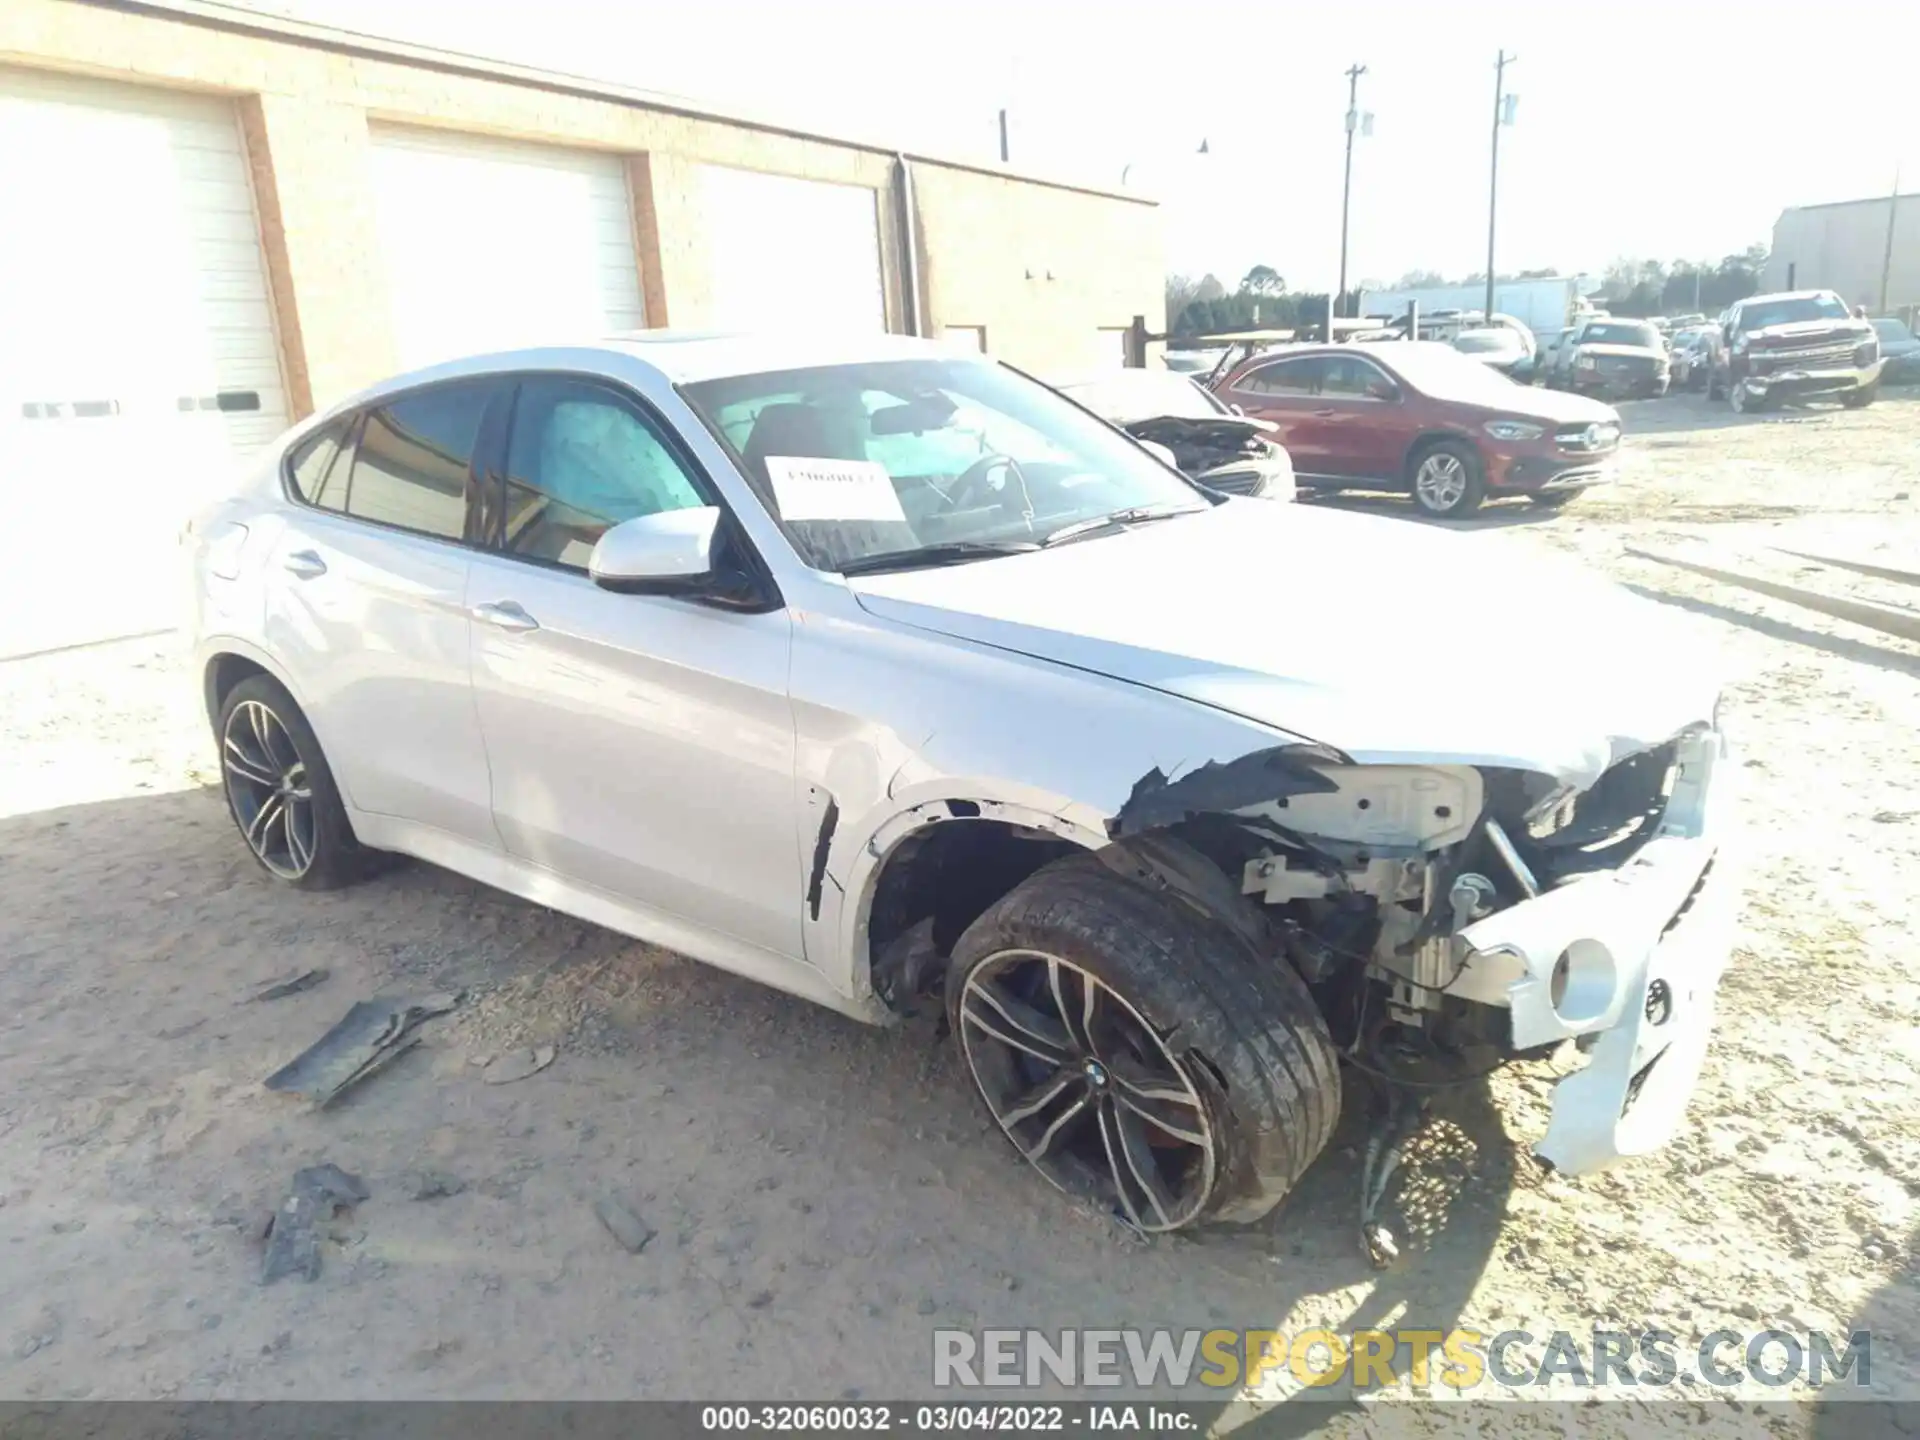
[948,854,1340,1232]
[218,675,367,890]
[1410,440,1486,518]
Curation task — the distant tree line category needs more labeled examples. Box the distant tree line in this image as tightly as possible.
[1375,244,1771,318]
[1165,267,1360,338]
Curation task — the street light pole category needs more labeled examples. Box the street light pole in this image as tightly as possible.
[1485,50,1514,325]
[1337,62,1367,321]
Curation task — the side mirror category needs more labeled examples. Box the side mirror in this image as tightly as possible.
[1365,380,1399,401]
[1138,439,1180,469]
[589,507,721,595]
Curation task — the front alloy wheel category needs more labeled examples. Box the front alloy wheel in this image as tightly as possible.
[1410,440,1485,518]
[947,853,1341,1231]
[223,700,318,880]
[958,949,1217,1231]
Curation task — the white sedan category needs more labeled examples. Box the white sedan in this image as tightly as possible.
[187,332,1734,1232]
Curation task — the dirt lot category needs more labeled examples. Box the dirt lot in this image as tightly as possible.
[3,389,1919,1426]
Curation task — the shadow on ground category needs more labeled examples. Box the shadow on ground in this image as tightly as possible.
[0,785,1523,1405]
[1623,583,1920,678]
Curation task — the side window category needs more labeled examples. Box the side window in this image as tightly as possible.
[1321,356,1391,398]
[1237,358,1322,396]
[500,377,708,570]
[346,384,491,541]
[286,420,350,511]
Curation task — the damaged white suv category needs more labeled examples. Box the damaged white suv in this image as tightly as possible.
[188,333,1734,1234]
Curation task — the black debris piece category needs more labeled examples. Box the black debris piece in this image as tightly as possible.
[263,993,459,1107]
[593,1196,656,1254]
[244,968,330,1003]
[260,1164,369,1284]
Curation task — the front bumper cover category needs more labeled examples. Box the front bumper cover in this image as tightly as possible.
[1743,359,1882,397]
[1448,726,1734,1173]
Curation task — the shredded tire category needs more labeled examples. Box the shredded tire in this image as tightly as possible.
[947,852,1341,1228]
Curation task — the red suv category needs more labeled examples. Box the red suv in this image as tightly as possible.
[1211,341,1622,517]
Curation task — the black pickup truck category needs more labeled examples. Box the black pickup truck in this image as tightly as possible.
[1708,290,1882,412]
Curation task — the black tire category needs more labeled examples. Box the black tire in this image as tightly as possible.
[1842,382,1878,409]
[217,674,369,890]
[1407,438,1486,518]
[1528,490,1579,509]
[946,853,1340,1231]
[1706,369,1725,400]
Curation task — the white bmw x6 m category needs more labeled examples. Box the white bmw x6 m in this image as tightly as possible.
[188,332,1736,1233]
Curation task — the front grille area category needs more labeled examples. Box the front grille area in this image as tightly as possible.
[1754,342,1854,371]
[1554,422,1621,453]
[1481,740,1681,888]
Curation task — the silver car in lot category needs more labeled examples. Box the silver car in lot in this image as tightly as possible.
[187,332,1736,1233]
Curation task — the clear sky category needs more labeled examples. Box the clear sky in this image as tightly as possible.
[248,0,1918,293]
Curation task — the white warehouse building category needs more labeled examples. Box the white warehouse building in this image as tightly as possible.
[1359,276,1599,339]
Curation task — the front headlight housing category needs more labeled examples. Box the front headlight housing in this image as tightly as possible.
[1483,419,1545,441]
[1854,339,1880,366]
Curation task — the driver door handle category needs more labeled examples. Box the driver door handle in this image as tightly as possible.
[1311,408,1337,418]
[283,549,327,579]
[472,600,540,633]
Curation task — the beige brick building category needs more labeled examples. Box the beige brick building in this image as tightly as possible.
[0,0,1163,418]
[0,0,1163,653]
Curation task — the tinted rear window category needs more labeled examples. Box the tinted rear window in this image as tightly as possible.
[287,421,351,511]
[346,384,492,541]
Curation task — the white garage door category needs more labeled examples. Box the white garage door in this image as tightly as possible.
[0,67,291,658]
[370,127,647,371]
[700,165,886,334]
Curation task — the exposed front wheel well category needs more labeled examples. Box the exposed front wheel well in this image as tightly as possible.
[203,653,268,732]
[865,818,1083,1012]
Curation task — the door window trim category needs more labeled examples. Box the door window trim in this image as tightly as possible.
[276,376,507,552]
[476,370,784,608]
[1235,356,1324,396]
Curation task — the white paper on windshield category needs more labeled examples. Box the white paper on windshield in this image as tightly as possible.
[765,456,906,523]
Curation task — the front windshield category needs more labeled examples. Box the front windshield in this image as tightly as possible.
[1579,322,1660,348]
[681,358,1209,573]
[1738,293,1850,330]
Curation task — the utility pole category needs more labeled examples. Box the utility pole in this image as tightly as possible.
[998,108,1010,164]
[1880,166,1902,314]
[1485,50,1515,325]
[1337,62,1368,321]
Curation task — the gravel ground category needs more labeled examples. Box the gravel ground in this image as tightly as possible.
[2,388,1918,1430]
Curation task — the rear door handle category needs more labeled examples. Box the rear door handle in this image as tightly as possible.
[472,600,540,633]
[283,549,327,579]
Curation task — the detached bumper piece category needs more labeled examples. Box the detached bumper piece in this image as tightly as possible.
[1449,727,1734,1173]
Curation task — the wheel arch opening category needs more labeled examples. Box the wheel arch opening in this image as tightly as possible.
[203,653,268,732]
[865,817,1082,1013]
